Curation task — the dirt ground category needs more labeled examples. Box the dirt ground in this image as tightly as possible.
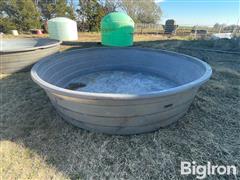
[0,34,239,179]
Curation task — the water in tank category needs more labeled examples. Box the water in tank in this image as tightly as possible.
[48,17,78,41]
[101,12,134,47]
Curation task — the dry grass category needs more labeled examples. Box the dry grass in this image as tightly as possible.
[0,141,67,179]
[0,34,239,179]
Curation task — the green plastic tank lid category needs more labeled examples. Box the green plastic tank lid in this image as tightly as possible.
[101,12,134,47]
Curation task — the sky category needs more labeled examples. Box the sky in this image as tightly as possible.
[69,0,240,26]
[157,0,240,26]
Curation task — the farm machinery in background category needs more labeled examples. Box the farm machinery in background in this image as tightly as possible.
[163,19,178,35]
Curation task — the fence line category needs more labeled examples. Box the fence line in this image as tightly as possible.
[134,23,240,35]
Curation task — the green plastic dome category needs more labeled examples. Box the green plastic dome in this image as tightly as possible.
[101,12,134,47]
[48,17,78,41]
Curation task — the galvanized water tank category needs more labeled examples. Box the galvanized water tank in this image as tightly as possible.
[31,48,212,135]
[101,12,134,47]
[48,17,78,41]
[1,38,61,74]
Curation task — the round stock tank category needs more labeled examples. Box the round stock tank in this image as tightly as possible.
[31,48,212,135]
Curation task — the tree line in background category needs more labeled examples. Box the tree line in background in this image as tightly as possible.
[0,0,162,33]
[213,23,239,33]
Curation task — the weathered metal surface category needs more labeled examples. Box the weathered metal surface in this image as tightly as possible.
[31,47,212,135]
[0,38,61,74]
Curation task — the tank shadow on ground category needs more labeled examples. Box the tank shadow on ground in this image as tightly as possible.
[0,39,239,179]
[61,38,240,53]
[61,41,102,51]
[134,38,240,52]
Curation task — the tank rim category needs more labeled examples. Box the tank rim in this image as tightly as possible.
[0,38,61,53]
[31,47,212,100]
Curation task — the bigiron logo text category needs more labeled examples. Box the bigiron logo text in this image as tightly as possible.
[181,161,238,179]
